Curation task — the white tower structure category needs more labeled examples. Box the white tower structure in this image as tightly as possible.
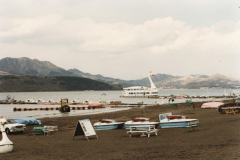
[148,71,157,89]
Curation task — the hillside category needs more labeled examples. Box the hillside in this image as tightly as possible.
[0,75,122,92]
[0,57,131,86]
[0,57,239,89]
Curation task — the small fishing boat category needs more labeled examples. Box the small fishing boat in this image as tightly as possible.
[94,119,124,130]
[159,112,198,129]
[132,117,151,122]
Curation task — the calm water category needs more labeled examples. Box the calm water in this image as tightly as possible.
[0,89,238,119]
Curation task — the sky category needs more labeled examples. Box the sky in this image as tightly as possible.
[0,0,240,80]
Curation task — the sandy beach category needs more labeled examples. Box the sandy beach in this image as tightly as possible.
[1,100,240,160]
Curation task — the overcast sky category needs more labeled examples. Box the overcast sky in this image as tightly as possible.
[0,0,239,80]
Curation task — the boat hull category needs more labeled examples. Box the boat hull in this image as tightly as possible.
[94,124,118,130]
[13,119,29,125]
[94,122,125,130]
[160,120,198,128]
[0,144,13,153]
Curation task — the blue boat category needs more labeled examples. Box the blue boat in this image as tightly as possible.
[36,120,41,124]
[13,117,40,125]
[159,112,198,128]
[94,122,125,130]
[13,119,29,125]
[124,121,159,130]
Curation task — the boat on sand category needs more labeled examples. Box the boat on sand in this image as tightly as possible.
[159,112,198,128]
[125,117,159,130]
[94,119,124,130]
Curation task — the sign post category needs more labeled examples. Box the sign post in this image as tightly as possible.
[73,119,98,141]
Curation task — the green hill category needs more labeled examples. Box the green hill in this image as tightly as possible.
[0,75,122,92]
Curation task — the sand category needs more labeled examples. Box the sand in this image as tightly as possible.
[1,100,240,160]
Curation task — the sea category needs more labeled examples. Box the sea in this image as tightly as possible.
[0,89,238,119]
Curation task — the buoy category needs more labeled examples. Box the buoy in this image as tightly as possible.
[0,119,13,153]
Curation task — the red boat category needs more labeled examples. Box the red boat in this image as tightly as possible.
[132,117,151,122]
[89,102,103,107]
[166,115,188,119]
[99,119,118,123]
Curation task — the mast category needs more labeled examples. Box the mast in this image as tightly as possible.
[148,72,157,89]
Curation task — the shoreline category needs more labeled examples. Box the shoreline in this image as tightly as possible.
[1,99,239,159]
[0,88,238,93]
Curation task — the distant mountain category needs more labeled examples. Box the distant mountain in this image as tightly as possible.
[125,74,178,86]
[0,75,122,92]
[190,74,209,78]
[0,57,75,77]
[0,57,132,86]
[0,57,239,89]
[163,74,240,89]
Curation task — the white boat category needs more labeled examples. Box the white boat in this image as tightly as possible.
[122,72,158,97]
[37,97,45,103]
[159,112,198,129]
[124,120,159,130]
[0,119,13,153]
[25,98,35,103]
[71,97,79,103]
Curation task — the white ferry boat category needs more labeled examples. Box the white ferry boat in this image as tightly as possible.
[122,72,158,97]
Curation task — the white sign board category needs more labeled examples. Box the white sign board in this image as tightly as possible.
[159,112,172,121]
[73,119,98,141]
[79,119,96,136]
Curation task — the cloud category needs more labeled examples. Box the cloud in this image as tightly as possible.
[0,13,239,79]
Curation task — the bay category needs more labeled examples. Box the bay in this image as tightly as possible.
[0,89,238,119]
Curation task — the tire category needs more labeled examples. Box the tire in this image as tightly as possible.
[5,128,11,135]
[218,108,222,112]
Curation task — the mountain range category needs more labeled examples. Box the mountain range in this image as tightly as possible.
[0,57,239,89]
